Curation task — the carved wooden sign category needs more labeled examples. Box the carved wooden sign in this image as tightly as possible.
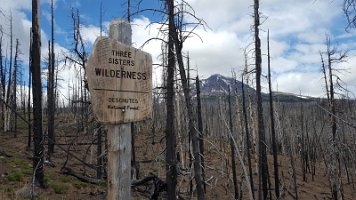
[86,37,152,124]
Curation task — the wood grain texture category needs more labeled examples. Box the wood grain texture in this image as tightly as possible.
[107,124,131,200]
[87,37,152,124]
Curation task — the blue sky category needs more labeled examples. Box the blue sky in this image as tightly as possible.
[1,0,356,99]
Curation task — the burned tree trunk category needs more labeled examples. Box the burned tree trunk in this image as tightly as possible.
[47,0,56,156]
[254,0,268,199]
[172,21,206,200]
[32,0,44,187]
[0,27,4,130]
[267,30,279,198]
[4,14,13,133]
[228,86,239,199]
[196,76,206,192]
[12,39,19,135]
[242,72,254,198]
[166,0,177,199]
[27,28,33,149]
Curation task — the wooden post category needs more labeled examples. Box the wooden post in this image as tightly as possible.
[87,17,151,199]
[107,124,131,200]
[107,19,132,200]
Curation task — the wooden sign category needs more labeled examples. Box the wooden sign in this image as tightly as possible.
[86,37,152,124]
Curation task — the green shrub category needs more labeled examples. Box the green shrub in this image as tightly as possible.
[73,180,89,189]
[7,171,23,182]
[49,182,69,194]
[11,158,29,169]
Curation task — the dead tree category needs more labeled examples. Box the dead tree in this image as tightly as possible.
[27,28,32,149]
[166,0,177,199]
[344,0,356,29]
[254,0,268,199]
[228,86,239,199]
[320,36,348,200]
[12,39,20,135]
[267,30,279,198]
[67,8,88,133]
[170,1,206,198]
[241,71,254,198]
[0,26,4,130]
[4,14,13,132]
[196,75,206,192]
[47,0,56,156]
[32,0,44,187]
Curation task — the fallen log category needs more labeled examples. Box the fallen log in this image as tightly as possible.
[0,151,12,158]
[131,173,167,200]
[61,167,105,185]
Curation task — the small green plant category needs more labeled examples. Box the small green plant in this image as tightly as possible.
[11,158,28,168]
[58,175,72,182]
[73,180,89,189]
[49,182,69,194]
[7,171,23,182]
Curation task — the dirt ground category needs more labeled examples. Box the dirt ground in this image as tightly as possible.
[0,121,355,200]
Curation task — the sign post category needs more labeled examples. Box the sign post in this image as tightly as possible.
[86,19,152,200]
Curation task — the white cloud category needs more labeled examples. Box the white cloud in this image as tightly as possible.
[80,25,101,45]
[184,29,244,78]
[274,72,324,97]
[131,17,166,86]
[2,0,356,97]
[269,57,298,73]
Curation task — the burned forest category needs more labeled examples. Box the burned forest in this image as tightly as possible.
[0,0,356,200]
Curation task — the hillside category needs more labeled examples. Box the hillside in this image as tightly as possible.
[0,121,355,199]
[197,74,315,102]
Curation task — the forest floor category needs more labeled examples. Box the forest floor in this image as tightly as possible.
[0,117,355,199]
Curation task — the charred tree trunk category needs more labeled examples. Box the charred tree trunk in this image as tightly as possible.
[196,76,206,193]
[172,23,206,200]
[4,14,13,133]
[0,27,4,130]
[254,0,268,199]
[12,39,19,135]
[166,0,177,199]
[131,122,139,179]
[267,30,279,198]
[47,0,56,156]
[27,28,32,149]
[326,38,338,200]
[169,3,205,198]
[242,72,254,198]
[228,86,239,199]
[32,0,44,187]
[97,127,103,179]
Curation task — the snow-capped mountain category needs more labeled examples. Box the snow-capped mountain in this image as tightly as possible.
[199,74,254,96]
[196,74,314,102]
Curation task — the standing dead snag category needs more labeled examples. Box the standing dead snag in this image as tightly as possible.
[27,28,32,149]
[196,76,206,192]
[68,8,88,133]
[47,0,56,157]
[0,26,4,131]
[32,0,44,187]
[320,36,348,200]
[12,39,20,135]
[241,71,254,198]
[4,14,13,133]
[168,1,206,199]
[228,86,239,199]
[166,0,178,199]
[172,19,206,200]
[253,0,268,199]
[343,0,356,29]
[267,30,279,198]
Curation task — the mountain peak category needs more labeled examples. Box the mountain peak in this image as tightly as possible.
[198,74,253,96]
[197,74,313,102]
